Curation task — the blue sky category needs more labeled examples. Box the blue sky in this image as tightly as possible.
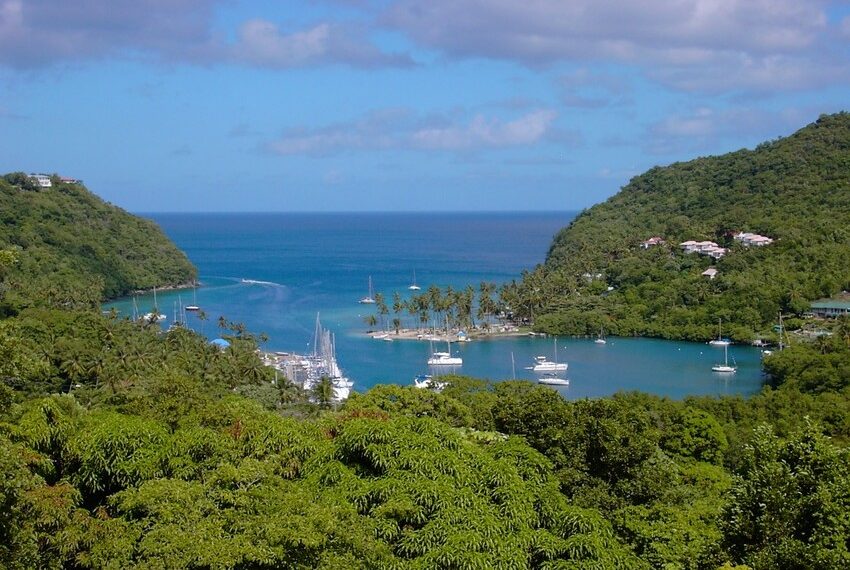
[1,0,849,212]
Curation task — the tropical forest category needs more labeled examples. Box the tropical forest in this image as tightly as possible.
[2,114,850,570]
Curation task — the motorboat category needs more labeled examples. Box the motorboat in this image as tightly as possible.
[414,374,446,391]
[531,339,567,371]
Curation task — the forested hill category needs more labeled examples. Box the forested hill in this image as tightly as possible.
[516,112,850,340]
[0,174,196,313]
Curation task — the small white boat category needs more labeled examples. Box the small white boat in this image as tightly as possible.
[532,339,567,371]
[428,351,463,366]
[140,312,167,323]
[712,344,737,373]
[359,275,376,304]
[538,375,570,386]
[594,328,607,345]
[413,374,446,391]
[185,285,200,311]
[532,356,567,371]
[708,318,731,346]
[408,269,421,291]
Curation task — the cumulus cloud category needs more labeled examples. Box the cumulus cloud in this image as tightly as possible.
[0,0,219,67]
[231,20,410,68]
[645,106,804,155]
[266,108,560,156]
[381,0,847,92]
[0,0,408,69]
[412,110,556,150]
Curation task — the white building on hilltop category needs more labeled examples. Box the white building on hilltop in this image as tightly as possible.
[28,174,52,188]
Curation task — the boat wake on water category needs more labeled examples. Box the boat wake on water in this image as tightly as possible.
[240,278,284,287]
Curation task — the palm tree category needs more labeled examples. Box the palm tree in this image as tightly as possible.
[312,375,335,409]
[364,314,378,330]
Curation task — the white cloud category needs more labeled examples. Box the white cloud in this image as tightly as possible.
[381,0,848,93]
[266,108,559,156]
[0,0,410,69]
[411,110,556,150]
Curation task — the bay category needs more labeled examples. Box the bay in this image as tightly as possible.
[106,212,765,399]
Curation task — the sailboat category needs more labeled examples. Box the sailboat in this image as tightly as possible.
[185,284,200,311]
[141,286,167,323]
[711,344,737,373]
[708,318,731,346]
[594,327,607,344]
[427,339,463,366]
[408,269,421,291]
[538,374,570,386]
[359,276,376,304]
[531,339,567,372]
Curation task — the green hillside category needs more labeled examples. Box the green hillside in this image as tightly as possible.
[508,112,850,341]
[0,174,196,313]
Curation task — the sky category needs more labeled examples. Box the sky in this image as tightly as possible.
[1,1,849,212]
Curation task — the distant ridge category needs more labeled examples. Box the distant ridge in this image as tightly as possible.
[510,112,850,341]
[0,174,197,313]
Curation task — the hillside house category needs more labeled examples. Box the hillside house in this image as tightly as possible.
[641,237,664,249]
[810,298,850,318]
[734,232,773,246]
[28,174,52,188]
[680,240,727,258]
[702,268,718,279]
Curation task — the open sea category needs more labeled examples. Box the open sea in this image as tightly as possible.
[106,212,766,399]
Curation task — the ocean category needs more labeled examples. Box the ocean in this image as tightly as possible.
[106,212,766,399]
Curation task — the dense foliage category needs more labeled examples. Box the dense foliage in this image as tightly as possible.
[0,173,196,314]
[504,113,850,341]
[2,149,849,568]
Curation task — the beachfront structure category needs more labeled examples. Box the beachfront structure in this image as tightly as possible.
[28,174,52,188]
[641,236,664,249]
[810,298,850,318]
[734,232,773,247]
[702,268,718,279]
[680,240,727,259]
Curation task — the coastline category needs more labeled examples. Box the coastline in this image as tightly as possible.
[362,325,538,342]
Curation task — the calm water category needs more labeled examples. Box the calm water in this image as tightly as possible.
[106,212,766,399]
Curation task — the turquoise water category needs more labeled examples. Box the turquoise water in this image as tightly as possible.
[106,212,766,399]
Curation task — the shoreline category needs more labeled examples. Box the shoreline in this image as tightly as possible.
[362,325,539,342]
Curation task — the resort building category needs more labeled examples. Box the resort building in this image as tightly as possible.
[641,237,664,249]
[680,240,727,259]
[810,298,850,318]
[28,174,52,188]
[734,232,774,247]
[702,268,718,279]
[59,176,82,184]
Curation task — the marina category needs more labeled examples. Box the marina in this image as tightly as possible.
[107,212,767,400]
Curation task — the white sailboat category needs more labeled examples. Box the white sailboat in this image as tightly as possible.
[594,327,607,344]
[141,286,167,323]
[538,374,570,386]
[427,339,462,366]
[531,339,567,372]
[408,269,421,291]
[708,318,731,346]
[359,276,376,304]
[711,344,737,373]
[186,285,200,312]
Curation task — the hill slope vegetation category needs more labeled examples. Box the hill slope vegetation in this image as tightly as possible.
[505,112,850,341]
[0,174,196,313]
